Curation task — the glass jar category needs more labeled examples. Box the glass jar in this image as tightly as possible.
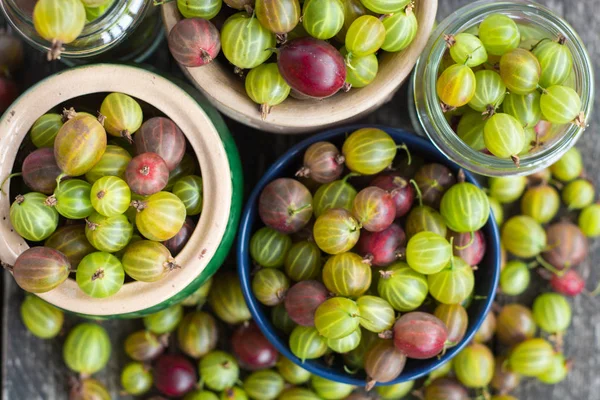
[1,0,151,59]
[411,0,594,177]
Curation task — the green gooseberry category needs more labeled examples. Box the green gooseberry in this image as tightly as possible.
[177,0,221,19]
[375,380,415,399]
[31,113,63,148]
[271,303,297,334]
[550,147,583,181]
[377,262,428,312]
[345,15,386,57]
[488,195,504,226]
[453,343,494,388]
[85,211,133,253]
[76,252,125,298]
[20,295,64,339]
[250,227,292,268]
[503,91,542,128]
[501,215,547,258]
[90,176,131,217]
[121,362,153,395]
[579,204,600,237]
[468,70,506,112]
[284,240,322,281]
[478,14,520,56]
[533,39,573,88]
[314,297,360,339]
[327,327,362,353]
[48,179,93,219]
[483,113,526,163]
[356,295,395,333]
[63,323,111,375]
[252,268,290,306]
[456,111,486,151]
[500,260,530,296]
[221,13,276,69]
[341,48,378,88]
[199,351,240,391]
[312,175,357,217]
[447,32,488,67]
[277,356,311,384]
[173,175,204,216]
[540,85,582,125]
[488,175,527,203]
[405,205,447,238]
[85,144,132,183]
[381,6,418,53]
[532,293,572,334]
[243,370,285,400]
[406,231,453,275]
[322,252,371,297]
[245,63,291,119]
[508,338,555,377]
[342,128,397,175]
[428,256,475,305]
[310,375,354,399]
[359,0,409,14]
[520,184,560,223]
[561,179,594,210]
[289,326,328,362]
[440,182,490,233]
[143,304,184,334]
[302,0,344,40]
[537,353,569,384]
[10,192,59,242]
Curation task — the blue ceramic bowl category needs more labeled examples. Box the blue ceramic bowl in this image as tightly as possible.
[237,125,500,386]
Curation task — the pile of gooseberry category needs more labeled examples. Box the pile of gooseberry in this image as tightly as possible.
[163,0,420,120]
[31,0,118,60]
[438,13,586,167]
[250,127,493,389]
[2,92,204,299]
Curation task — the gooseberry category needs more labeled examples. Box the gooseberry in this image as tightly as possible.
[296,142,345,184]
[144,305,184,334]
[428,256,475,305]
[540,85,582,125]
[63,323,111,375]
[30,113,63,149]
[33,0,86,60]
[532,292,572,334]
[496,304,537,346]
[303,0,345,40]
[533,39,573,88]
[289,325,328,361]
[85,144,132,183]
[135,116,187,171]
[502,215,546,258]
[154,354,197,397]
[500,260,530,296]
[76,252,125,298]
[252,268,290,306]
[406,231,453,275]
[208,272,251,324]
[483,113,525,165]
[414,163,456,209]
[356,223,406,267]
[500,48,541,95]
[393,311,449,359]
[20,295,64,339]
[132,191,186,241]
[85,211,133,253]
[478,14,520,56]
[313,208,360,254]
[232,321,278,370]
[434,304,468,346]
[246,63,291,119]
[436,64,476,108]
[100,92,143,141]
[10,192,59,241]
[259,178,313,234]
[550,269,585,296]
[352,186,396,232]
[562,179,594,210]
[364,339,407,390]
[377,262,428,312]
[453,343,494,388]
[168,18,221,67]
[508,338,555,377]
[342,128,397,175]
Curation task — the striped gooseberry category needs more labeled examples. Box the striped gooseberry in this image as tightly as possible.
[311,376,354,399]
[500,48,541,95]
[126,152,169,196]
[154,354,196,397]
[550,269,585,297]
[364,339,407,390]
[31,113,62,148]
[10,247,70,293]
[173,175,203,215]
[121,362,153,396]
[434,304,468,346]
[135,117,186,171]
[32,0,85,60]
[377,262,428,311]
[10,192,58,241]
[70,379,110,400]
[406,204,447,238]
[360,0,409,13]
[124,330,167,361]
[272,303,297,334]
[440,181,490,233]
[296,141,344,184]
[122,240,180,282]
[436,64,476,108]
[20,295,64,339]
[488,195,504,225]
[177,311,218,359]
[540,85,583,125]
[85,145,132,183]
[245,63,291,120]
[356,296,396,333]
[99,92,143,141]
[469,70,506,113]
[284,280,328,326]
[327,327,362,353]
[427,256,475,305]
[335,0,366,42]
[222,13,275,69]
[491,356,520,395]
[503,91,542,128]
[302,0,344,40]
[132,191,186,241]
[406,231,453,275]
[449,230,486,266]
[352,186,396,232]
[496,304,537,346]
[508,338,554,377]
[520,184,559,223]
[208,272,251,324]
[488,175,528,203]
[578,204,600,237]
[46,179,93,219]
[289,325,328,361]
[163,217,196,256]
[176,0,221,19]
[278,37,346,98]
[314,297,360,339]
[259,178,313,234]
[356,222,406,267]
[562,179,594,210]
[76,252,124,298]
[375,381,415,400]
[54,113,107,176]
[256,0,300,35]
[250,227,292,268]
[424,378,469,400]
[322,252,371,297]
[345,15,385,57]
[63,323,111,375]
[181,277,212,307]
[371,173,415,218]
[478,14,520,56]
[453,343,494,388]
[533,38,573,88]
[244,370,285,400]
[277,356,311,384]
[499,260,530,296]
[313,208,360,254]
[284,241,322,281]
[542,222,588,270]
[21,148,62,195]
[342,49,378,88]
[483,113,525,165]
[393,312,449,359]
[312,175,357,217]
[381,6,418,53]
[252,268,290,306]
[85,211,133,253]
[446,32,487,67]
[84,1,114,22]
[474,311,496,343]
[532,292,572,334]
[144,305,184,334]
[414,163,456,209]
[342,128,398,175]
[550,146,582,181]
[232,321,278,370]
[537,353,569,384]
[280,388,321,400]
[90,176,131,217]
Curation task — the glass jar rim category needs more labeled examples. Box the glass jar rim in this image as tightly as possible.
[413,0,594,176]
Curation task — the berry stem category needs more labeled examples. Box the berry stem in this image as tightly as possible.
[454,231,475,250]
[409,179,423,207]
[397,143,412,165]
[0,173,22,195]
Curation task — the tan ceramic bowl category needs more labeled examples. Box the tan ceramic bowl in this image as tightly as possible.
[0,64,243,318]
[162,1,438,134]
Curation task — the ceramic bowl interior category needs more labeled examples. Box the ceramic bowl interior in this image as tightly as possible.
[238,125,501,385]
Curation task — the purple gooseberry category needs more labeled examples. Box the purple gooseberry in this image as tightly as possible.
[542,222,588,271]
[259,178,313,234]
[153,354,196,397]
[21,148,63,195]
[295,141,345,184]
[284,280,328,326]
[168,18,221,67]
[352,186,396,232]
[135,117,186,171]
[448,230,486,266]
[392,312,449,359]
[232,321,278,371]
[370,173,415,218]
[356,222,406,267]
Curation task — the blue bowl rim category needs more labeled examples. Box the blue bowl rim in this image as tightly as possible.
[237,124,501,386]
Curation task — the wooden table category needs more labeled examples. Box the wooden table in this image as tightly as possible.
[2,0,599,399]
